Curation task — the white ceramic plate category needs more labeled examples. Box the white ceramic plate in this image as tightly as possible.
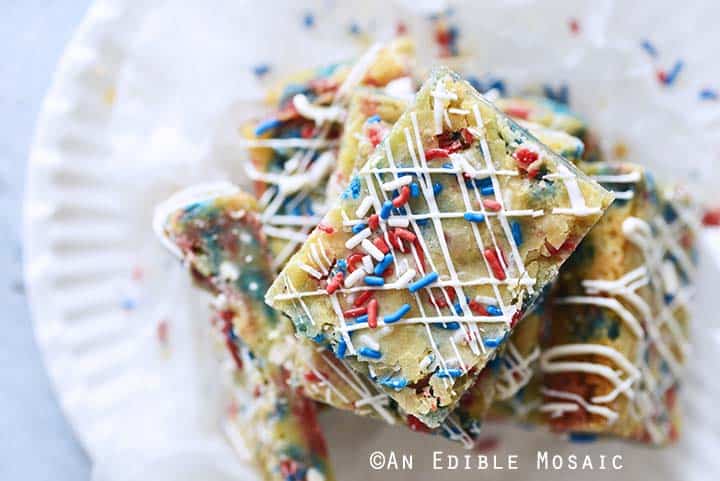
[24,0,720,480]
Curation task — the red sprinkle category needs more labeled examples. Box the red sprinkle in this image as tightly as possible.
[300,123,315,138]
[514,148,539,169]
[325,272,344,294]
[484,248,506,280]
[343,306,368,318]
[392,185,411,207]
[504,106,530,120]
[430,286,456,308]
[304,371,323,383]
[482,199,502,212]
[545,238,576,256]
[279,460,298,478]
[367,125,383,147]
[367,299,378,328]
[347,253,364,272]
[425,148,450,160]
[657,70,668,84]
[511,309,522,328]
[568,18,580,35]
[468,299,487,315]
[388,229,402,249]
[394,227,416,243]
[396,21,408,36]
[406,415,431,433]
[353,290,374,307]
[317,222,334,234]
[702,208,720,226]
[368,213,380,230]
[373,237,390,254]
[460,128,474,145]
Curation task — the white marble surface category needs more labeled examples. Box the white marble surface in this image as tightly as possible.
[1,1,91,480]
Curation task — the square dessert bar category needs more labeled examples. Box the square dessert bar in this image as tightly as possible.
[217,330,333,481]
[536,162,695,444]
[241,39,415,271]
[155,183,492,448]
[266,68,613,427]
[155,187,334,481]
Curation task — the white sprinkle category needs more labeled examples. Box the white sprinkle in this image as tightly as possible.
[362,255,374,273]
[345,228,371,249]
[388,217,410,227]
[452,329,469,344]
[419,354,435,371]
[219,261,239,281]
[306,467,325,481]
[395,268,416,288]
[379,326,394,337]
[448,108,469,115]
[298,262,323,279]
[358,334,380,351]
[293,93,346,124]
[381,176,413,191]
[344,268,366,288]
[361,239,385,261]
[356,195,375,218]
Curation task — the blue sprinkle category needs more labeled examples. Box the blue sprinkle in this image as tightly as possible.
[364,276,385,287]
[435,321,461,330]
[378,376,408,390]
[336,340,347,359]
[343,176,362,199]
[302,12,315,28]
[120,298,136,310]
[254,118,281,136]
[352,223,367,234]
[476,177,493,188]
[453,302,463,315]
[483,337,501,348]
[303,197,315,216]
[374,254,394,275]
[436,368,463,378]
[463,212,485,223]
[366,114,381,123]
[664,60,684,85]
[416,218,429,226]
[700,88,718,101]
[410,183,420,198]
[641,39,658,57]
[394,206,407,216]
[480,185,494,196]
[408,272,439,293]
[354,314,369,324]
[358,347,382,359]
[486,305,502,316]
[442,162,454,169]
[337,259,347,273]
[312,333,325,343]
[252,64,270,77]
[543,83,569,105]
[433,182,443,195]
[568,432,598,443]
[383,304,411,324]
[511,221,523,246]
[348,21,361,35]
[664,293,675,305]
[380,200,393,219]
